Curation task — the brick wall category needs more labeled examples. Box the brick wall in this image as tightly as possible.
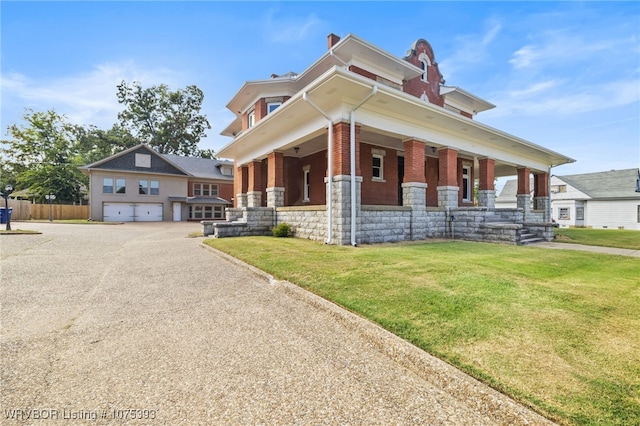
[360,144,399,206]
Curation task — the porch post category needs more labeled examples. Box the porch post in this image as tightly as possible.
[266,151,285,208]
[478,157,496,208]
[247,160,262,207]
[331,121,361,245]
[403,139,427,240]
[516,167,531,217]
[437,148,459,208]
[234,161,248,208]
[534,172,550,221]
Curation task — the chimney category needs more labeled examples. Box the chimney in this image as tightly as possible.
[327,33,340,50]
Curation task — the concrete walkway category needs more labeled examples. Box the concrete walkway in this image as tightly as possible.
[534,241,640,257]
[1,222,554,425]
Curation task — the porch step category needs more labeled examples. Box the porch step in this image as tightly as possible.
[519,232,543,245]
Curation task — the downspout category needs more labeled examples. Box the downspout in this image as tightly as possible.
[349,85,378,246]
[302,92,334,244]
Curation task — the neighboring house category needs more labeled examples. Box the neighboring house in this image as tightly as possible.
[206,33,574,245]
[497,169,640,230]
[80,144,234,222]
[495,178,533,209]
[551,169,640,230]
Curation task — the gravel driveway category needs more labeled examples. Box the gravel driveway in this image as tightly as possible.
[1,222,554,425]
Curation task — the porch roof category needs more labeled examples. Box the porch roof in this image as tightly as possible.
[217,66,574,176]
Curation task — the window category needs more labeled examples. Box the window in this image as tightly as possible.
[551,185,567,193]
[220,165,233,176]
[637,205,640,223]
[248,110,255,128]
[559,208,570,220]
[103,178,114,194]
[115,179,126,194]
[267,102,281,114]
[189,205,223,219]
[576,207,584,220]
[193,183,218,197]
[303,166,310,202]
[418,52,431,83]
[139,180,159,195]
[462,166,472,202]
[372,148,385,181]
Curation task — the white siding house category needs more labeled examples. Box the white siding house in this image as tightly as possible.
[498,169,640,230]
[551,169,640,230]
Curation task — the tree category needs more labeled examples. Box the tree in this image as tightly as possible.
[0,109,88,203]
[73,124,138,165]
[116,81,211,156]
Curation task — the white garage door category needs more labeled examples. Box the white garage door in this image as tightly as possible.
[103,203,134,222]
[134,203,163,221]
[103,203,163,222]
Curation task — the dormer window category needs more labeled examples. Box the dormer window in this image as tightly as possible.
[267,102,281,114]
[247,110,255,128]
[418,52,431,83]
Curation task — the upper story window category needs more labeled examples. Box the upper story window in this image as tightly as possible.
[418,52,431,83]
[220,165,233,176]
[103,178,126,194]
[247,110,255,128]
[267,102,281,114]
[194,183,219,197]
[139,180,159,195]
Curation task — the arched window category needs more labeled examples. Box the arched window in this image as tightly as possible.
[418,52,431,83]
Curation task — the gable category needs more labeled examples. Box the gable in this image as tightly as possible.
[89,146,188,176]
[557,169,640,200]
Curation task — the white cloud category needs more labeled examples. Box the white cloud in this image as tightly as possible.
[1,61,182,129]
[262,9,325,44]
[438,20,502,81]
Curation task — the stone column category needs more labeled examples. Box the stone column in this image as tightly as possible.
[234,162,249,208]
[437,148,459,208]
[478,157,496,208]
[331,175,361,246]
[534,172,550,221]
[516,167,531,218]
[247,160,262,207]
[266,151,285,208]
[403,139,427,240]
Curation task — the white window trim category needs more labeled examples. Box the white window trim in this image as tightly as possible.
[303,165,310,202]
[372,148,386,182]
[248,110,255,128]
[462,165,472,202]
[418,52,431,83]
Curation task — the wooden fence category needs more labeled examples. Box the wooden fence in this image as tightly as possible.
[3,200,89,221]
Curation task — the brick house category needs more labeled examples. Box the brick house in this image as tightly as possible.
[205,33,575,245]
[81,144,234,222]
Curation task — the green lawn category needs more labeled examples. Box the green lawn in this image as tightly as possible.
[554,228,640,250]
[204,237,640,426]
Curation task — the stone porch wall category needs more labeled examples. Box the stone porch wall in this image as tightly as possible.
[204,205,553,245]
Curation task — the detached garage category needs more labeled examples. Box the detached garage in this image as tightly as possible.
[103,203,163,222]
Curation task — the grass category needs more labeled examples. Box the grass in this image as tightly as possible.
[204,237,640,425]
[554,228,640,250]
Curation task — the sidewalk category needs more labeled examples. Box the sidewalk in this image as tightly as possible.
[534,241,640,257]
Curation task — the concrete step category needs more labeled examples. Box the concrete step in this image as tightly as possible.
[519,231,543,245]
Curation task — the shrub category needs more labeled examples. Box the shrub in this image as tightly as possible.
[272,222,292,237]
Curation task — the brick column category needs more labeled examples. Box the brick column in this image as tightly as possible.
[234,162,249,208]
[478,157,495,208]
[247,160,262,208]
[266,151,285,208]
[403,139,427,239]
[332,121,360,177]
[534,172,550,221]
[516,167,531,216]
[437,148,459,208]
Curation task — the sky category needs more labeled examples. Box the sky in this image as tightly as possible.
[2,1,639,186]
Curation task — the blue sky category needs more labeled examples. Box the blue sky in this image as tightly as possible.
[2,1,639,184]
